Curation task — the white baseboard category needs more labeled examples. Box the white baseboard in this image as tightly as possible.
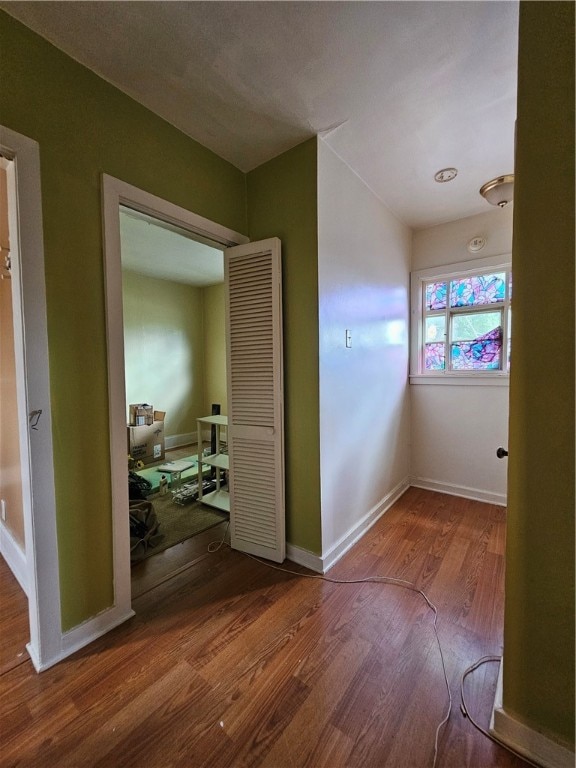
[27,604,135,673]
[286,543,324,573]
[287,476,502,574]
[165,429,225,450]
[0,521,28,595]
[321,478,410,573]
[410,476,506,506]
[165,431,198,451]
[61,604,136,660]
[491,660,575,768]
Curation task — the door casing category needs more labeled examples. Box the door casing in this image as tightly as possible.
[0,125,61,671]
[102,175,249,615]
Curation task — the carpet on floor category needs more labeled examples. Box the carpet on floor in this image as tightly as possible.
[131,491,228,562]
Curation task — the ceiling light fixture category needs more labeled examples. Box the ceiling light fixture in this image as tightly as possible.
[479,174,514,207]
[434,167,458,183]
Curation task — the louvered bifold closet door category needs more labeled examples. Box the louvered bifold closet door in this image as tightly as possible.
[225,237,285,563]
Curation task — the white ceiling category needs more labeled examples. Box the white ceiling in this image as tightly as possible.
[3,1,519,230]
[120,208,224,286]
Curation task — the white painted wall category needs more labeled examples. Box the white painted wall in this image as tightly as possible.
[410,383,509,504]
[410,207,513,504]
[412,206,513,269]
[318,140,411,565]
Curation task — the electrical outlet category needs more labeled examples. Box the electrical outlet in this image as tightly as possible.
[1,499,6,522]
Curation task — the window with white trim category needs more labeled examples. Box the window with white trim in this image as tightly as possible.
[410,256,511,379]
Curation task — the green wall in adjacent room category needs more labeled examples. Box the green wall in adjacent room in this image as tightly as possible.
[247,139,322,554]
[202,283,228,418]
[504,0,574,748]
[122,271,206,439]
[0,12,247,630]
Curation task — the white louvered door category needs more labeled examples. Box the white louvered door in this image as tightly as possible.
[224,237,285,563]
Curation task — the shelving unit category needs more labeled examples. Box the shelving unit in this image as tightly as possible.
[196,414,230,513]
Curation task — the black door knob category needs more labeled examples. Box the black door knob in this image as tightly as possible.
[496,447,508,459]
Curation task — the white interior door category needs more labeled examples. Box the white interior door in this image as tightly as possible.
[225,237,285,563]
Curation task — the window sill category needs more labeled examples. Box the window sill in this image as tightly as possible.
[409,374,510,387]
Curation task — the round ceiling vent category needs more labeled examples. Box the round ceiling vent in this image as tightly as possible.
[434,167,458,183]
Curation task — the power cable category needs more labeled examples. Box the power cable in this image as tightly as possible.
[207,529,450,768]
[209,529,541,767]
[460,655,541,767]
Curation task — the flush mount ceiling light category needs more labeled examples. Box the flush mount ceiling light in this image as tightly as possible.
[434,167,458,183]
[480,174,514,207]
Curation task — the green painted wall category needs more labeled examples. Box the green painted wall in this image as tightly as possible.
[122,271,205,438]
[203,283,227,418]
[0,12,247,630]
[247,139,322,554]
[504,1,574,748]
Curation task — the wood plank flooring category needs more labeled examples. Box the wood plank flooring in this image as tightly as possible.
[130,442,229,599]
[0,488,530,767]
[0,558,28,677]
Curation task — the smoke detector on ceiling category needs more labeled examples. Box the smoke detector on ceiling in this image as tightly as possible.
[467,236,486,253]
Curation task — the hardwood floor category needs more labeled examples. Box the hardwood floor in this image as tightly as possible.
[130,442,229,599]
[131,522,230,599]
[0,488,530,767]
[0,558,28,677]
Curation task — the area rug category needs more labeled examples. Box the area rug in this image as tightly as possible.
[132,492,228,562]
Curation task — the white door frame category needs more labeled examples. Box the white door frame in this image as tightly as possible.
[102,175,248,612]
[0,126,61,671]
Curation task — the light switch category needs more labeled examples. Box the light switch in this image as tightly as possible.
[345,329,352,348]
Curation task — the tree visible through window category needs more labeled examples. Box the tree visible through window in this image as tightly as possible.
[422,270,511,373]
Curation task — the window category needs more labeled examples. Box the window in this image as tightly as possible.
[410,256,511,381]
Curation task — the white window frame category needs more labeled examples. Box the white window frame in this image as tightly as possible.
[410,254,511,386]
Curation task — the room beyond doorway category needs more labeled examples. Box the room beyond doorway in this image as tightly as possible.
[102,174,249,629]
[119,207,230,593]
[120,205,228,454]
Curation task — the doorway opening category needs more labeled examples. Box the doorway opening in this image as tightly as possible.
[0,127,60,672]
[102,174,249,620]
[118,206,231,595]
[0,158,26,569]
[0,155,29,671]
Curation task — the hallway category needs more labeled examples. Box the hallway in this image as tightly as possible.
[0,488,528,767]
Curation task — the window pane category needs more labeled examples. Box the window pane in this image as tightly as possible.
[425,315,445,342]
[425,281,447,310]
[450,326,502,370]
[450,272,506,307]
[425,342,445,370]
[452,311,502,341]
